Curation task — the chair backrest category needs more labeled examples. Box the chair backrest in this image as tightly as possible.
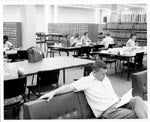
[46,42,55,48]
[17,50,28,60]
[135,52,144,66]
[4,77,27,99]
[37,70,60,87]
[23,92,87,119]
[7,54,18,62]
[132,70,147,100]
[108,44,116,48]
[81,46,91,55]
[93,45,104,51]
[83,65,92,76]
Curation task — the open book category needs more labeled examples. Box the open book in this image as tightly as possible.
[116,89,133,108]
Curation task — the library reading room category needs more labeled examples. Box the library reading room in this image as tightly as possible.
[3,4,148,119]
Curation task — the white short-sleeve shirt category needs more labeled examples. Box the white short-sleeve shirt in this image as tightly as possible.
[100,36,114,48]
[80,36,91,44]
[4,41,13,50]
[72,73,119,118]
[70,36,79,46]
[126,39,135,47]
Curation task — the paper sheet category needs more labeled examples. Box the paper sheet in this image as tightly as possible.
[116,89,133,108]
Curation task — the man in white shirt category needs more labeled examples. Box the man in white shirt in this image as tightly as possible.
[39,60,147,119]
[3,35,13,51]
[126,33,137,47]
[100,32,114,48]
[80,32,91,45]
[70,33,80,46]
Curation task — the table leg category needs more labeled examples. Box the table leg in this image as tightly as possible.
[67,51,69,56]
[127,58,130,81]
[63,69,65,84]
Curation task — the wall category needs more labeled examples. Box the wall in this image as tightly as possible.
[3,5,107,48]
[3,5,22,22]
[35,5,45,32]
[21,5,36,49]
[56,6,96,23]
[3,5,45,48]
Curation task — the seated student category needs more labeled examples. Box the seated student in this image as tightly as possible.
[97,32,104,44]
[100,32,114,48]
[3,35,13,51]
[40,60,147,119]
[70,33,80,46]
[126,33,138,47]
[80,32,92,45]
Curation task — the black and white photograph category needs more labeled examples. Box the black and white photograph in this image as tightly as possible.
[1,0,149,121]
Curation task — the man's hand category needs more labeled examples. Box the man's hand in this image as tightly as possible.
[39,92,55,102]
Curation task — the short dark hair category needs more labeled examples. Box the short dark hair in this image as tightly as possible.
[75,33,79,38]
[84,32,88,35]
[4,35,8,40]
[106,32,110,36]
[99,32,103,35]
[92,60,107,72]
[130,33,136,38]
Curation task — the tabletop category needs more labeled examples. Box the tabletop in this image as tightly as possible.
[5,48,27,55]
[98,46,147,57]
[12,56,94,76]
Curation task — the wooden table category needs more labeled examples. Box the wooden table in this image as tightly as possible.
[4,48,27,62]
[49,44,106,56]
[48,45,81,56]
[12,56,94,84]
[97,48,147,80]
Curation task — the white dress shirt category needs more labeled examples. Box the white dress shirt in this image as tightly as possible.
[100,36,114,48]
[80,35,91,44]
[72,73,119,117]
[126,39,136,47]
[70,36,79,46]
[4,41,13,50]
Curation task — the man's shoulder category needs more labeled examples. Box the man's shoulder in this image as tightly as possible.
[127,39,132,42]
[103,76,111,83]
[79,75,91,81]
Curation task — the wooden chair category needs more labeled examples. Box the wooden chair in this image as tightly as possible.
[74,65,92,81]
[4,77,27,119]
[27,70,60,100]
[17,50,28,61]
[99,53,117,73]
[132,70,147,100]
[121,52,146,81]
[73,46,91,59]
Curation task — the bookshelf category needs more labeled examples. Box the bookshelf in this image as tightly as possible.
[48,23,99,43]
[103,22,147,46]
[48,23,89,39]
[3,22,22,47]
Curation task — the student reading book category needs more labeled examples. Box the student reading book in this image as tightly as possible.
[40,60,147,119]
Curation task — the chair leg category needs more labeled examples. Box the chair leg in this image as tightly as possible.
[28,89,31,100]
[46,51,48,58]
[13,108,16,119]
[127,69,130,81]
[59,51,61,56]
[56,83,59,88]
[110,63,111,68]
[121,61,124,78]
[119,59,122,69]
[31,75,34,85]
[115,61,117,74]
